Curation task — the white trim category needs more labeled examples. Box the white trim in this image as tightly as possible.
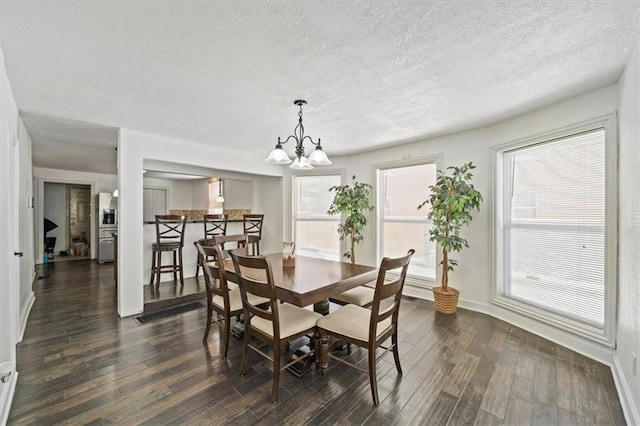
[491,113,618,347]
[612,355,640,426]
[17,291,34,343]
[0,370,17,426]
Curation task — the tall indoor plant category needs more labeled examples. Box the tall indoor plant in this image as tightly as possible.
[418,162,482,313]
[328,175,375,264]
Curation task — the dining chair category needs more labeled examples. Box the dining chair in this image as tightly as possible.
[195,242,268,357]
[317,249,415,406]
[229,251,322,403]
[149,215,187,289]
[242,214,264,255]
[194,214,228,278]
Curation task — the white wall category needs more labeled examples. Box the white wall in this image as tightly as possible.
[117,129,285,317]
[143,177,193,210]
[330,85,620,363]
[616,38,640,425]
[43,183,68,252]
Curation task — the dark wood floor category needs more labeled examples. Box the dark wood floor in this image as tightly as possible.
[9,260,625,425]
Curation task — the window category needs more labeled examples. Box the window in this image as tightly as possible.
[293,175,341,260]
[143,188,167,222]
[494,115,617,345]
[377,161,438,282]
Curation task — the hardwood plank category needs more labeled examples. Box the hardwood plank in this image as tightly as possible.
[533,357,557,405]
[558,407,586,426]
[556,359,583,416]
[504,396,532,426]
[419,390,458,424]
[510,375,534,402]
[480,364,514,419]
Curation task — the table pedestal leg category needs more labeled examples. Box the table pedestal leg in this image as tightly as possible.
[313,298,330,316]
[320,333,329,375]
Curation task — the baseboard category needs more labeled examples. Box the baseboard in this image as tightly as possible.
[612,356,639,426]
[403,282,433,300]
[18,291,35,343]
[0,370,18,426]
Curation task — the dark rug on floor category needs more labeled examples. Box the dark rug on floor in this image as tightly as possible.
[134,301,205,325]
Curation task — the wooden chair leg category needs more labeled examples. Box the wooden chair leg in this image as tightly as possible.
[202,305,213,343]
[392,333,402,375]
[178,248,184,286]
[155,251,162,290]
[271,344,280,403]
[222,314,231,358]
[173,251,178,281]
[368,346,379,406]
[240,328,251,376]
[149,249,157,285]
[194,243,201,277]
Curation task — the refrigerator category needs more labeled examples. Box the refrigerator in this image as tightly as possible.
[96,192,117,263]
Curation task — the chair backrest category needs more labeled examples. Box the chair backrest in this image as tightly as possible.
[213,234,249,257]
[242,214,264,239]
[369,249,415,340]
[195,242,231,305]
[229,251,281,339]
[203,214,228,243]
[155,215,187,246]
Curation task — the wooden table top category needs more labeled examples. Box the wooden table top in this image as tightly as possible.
[223,254,377,308]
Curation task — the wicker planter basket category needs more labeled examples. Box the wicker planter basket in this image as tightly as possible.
[432,286,460,314]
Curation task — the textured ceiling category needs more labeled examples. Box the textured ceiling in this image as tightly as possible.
[1,1,639,175]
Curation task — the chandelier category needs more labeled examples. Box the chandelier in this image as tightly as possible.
[265,99,332,170]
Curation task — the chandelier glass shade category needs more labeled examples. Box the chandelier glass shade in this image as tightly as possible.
[215,179,224,203]
[265,100,332,170]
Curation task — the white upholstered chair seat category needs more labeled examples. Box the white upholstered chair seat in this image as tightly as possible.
[251,303,322,339]
[330,286,375,307]
[318,304,391,342]
[212,288,267,312]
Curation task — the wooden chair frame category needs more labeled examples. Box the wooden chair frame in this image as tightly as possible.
[318,249,415,405]
[195,214,228,277]
[195,242,243,357]
[230,251,319,403]
[242,214,264,255]
[150,215,187,288]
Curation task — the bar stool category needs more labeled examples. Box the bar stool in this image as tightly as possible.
[243,214,264,255]
[195,214,228,277]
[150,215,187,289]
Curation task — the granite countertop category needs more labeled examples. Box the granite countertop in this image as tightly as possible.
[144,219,244,224]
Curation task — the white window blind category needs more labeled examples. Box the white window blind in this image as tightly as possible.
[293,175,341,260]
[504,128,605,327]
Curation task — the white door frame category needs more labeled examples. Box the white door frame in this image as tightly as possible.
[0,119,20,425]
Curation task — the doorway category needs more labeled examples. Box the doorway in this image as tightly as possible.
[43,183,91,262]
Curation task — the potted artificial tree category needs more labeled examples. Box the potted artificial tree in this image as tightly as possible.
[418,162,482,314]
[328,175,375,264]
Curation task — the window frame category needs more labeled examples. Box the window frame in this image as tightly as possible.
[374,155,442,288]
[291,171,344,261]
[492,114,618,347]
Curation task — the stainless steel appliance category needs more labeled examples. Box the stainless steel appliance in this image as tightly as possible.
[96,192,117,263]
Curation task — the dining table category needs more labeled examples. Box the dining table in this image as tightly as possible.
[222,253,378,315]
